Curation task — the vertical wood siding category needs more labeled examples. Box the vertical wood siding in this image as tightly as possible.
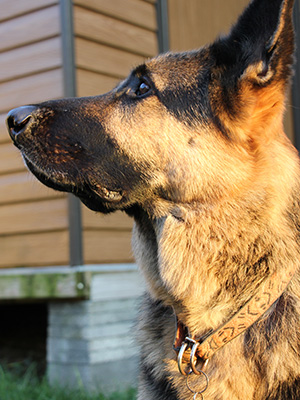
[0,0,158,269]
[0,0,69,268]
[73,0,158,264]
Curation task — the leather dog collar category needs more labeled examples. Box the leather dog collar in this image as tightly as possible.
[174,265,297,376]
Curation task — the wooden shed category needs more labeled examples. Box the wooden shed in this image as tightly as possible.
[0,0,299,390]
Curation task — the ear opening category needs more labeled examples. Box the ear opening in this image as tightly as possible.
[241,60,274,85]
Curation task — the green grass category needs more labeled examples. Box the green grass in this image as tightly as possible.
[0,365,136,400]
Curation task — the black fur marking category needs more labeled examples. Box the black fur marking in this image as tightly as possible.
[212,0,286,71]
[132,63,148,78]
[210,111,232,139]
[244,293,300,399]
[159,80,210,127]
[137,297,179,399]
[140,363,179,400]
[265,377,300,400]
[211,0,294,86]
[156,52,213,127]
[140,294,174,342]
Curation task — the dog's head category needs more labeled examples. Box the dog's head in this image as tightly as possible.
[7,0,296,215]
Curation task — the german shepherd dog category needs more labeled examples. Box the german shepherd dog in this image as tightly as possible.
[6,0,300,398]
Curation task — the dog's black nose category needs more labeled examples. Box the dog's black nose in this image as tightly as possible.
[7,106,37,141]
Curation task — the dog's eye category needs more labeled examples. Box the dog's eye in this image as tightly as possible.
[136,81,151,97]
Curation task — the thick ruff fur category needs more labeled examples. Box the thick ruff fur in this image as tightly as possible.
[6,0,300,398]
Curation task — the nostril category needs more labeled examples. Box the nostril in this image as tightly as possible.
[7,114,31,134]
[7,105,37,138]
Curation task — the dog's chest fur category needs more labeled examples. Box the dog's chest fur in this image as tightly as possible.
[132,200,300,399]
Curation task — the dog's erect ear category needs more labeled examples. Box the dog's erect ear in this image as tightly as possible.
[212,0,295,85]
[210,0,295,140]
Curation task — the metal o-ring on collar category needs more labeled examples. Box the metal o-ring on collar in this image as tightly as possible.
[186,369,209,398]
[177,341,191,376]
[190,342,209,375]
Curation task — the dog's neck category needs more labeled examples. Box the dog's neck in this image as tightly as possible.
[131,194,299,336]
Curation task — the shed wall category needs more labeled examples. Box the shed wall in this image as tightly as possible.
[73,0,158,265]
[0,0,159,270]
[0,1,69,268]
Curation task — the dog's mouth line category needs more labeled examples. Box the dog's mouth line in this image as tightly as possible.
[90,184,123,202]
[23,155,124,203]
